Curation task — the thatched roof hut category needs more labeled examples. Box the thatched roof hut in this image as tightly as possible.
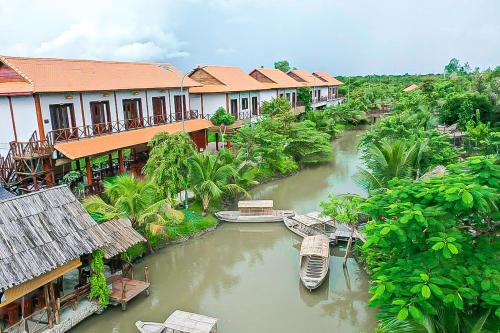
[0,185,108,293]
[99,218,146,259]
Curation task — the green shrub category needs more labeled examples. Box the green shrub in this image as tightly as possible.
[211,107,236,126]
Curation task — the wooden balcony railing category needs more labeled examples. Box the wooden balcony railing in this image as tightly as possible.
[46,110,202,144]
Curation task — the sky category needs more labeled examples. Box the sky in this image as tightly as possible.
[0,0,499,76]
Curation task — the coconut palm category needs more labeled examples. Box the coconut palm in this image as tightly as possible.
[354,139,422,194]
[83,174,182,232]
[218,148,259,188]
[188,151,247,215]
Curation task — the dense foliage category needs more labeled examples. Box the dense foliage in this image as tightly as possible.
[210,107,236,126]
[144,132,196,198]
[360,156,499,330]
[232,97,334,178]
[88,250,110,308]
[274,60,291,73]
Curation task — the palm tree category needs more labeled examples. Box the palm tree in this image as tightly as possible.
[218,148,259,188]
[188,151,247,215]
[354,139,422,194]
[83,174,182,232]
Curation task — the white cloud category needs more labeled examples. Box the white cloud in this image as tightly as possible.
[215,47,237,55]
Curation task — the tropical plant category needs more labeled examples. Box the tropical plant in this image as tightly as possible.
[439,92,494,129]
[297,87,312,112]
[360,156,500,329]
[354,139,420,193]
[218,148,259,188]
[88,250,110,308]
[274,60,291,73]
[143,131,196,198]
[188,152,247,214]
[83,174,182,232]
[210,107,236,126]
[321,193,364,230]
[285,120,333,164]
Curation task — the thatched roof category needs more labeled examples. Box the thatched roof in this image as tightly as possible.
[0,186,108,292]
[0,185,14,201]
[163,310,218,333]
[403,84,419,92]
[238,200,273,208]
[292,214,325,226]
[99,218,146,259]
[300,235,330,258]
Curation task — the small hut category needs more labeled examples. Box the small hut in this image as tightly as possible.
[238,200,273,216]
[0,186,108,332]
[0,185,14,201]
[136,310,218,333]
[403,84,419,92]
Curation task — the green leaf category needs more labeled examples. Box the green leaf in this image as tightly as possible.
[392,299,406,306]
[462,190,473,206]
[432,242,445,250]
[429,283,443,297]
[481,280,491,291]
[397,307,409,321]
[380,226,391,235]
[375,284,386,297]
[409,305,424,321]
[453,294,464,309]
[422,285,431,298]
[420,273,429,281]
[444,294,455,303]
[447,243,459,254]
[443,247,452,258]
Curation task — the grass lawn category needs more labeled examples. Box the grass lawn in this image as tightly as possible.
[165,201,219,239]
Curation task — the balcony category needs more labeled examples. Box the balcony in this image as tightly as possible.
[46,110,205,145]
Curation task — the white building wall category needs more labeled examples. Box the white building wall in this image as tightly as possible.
[0,97,15,153]
[9,96,39,143]
[81,92,115,125]
[259,89,276,105]
[39,93,85,136]
[189,94,202,116]
[201,93,226,118]
[239,91,251,119]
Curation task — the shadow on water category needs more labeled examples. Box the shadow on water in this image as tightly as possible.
[71,127,376,333]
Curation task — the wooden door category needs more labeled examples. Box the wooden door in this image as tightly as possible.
[90,101,111,134]
[50,103,76,141]
[123,99,143,129]
[251,96,258,115]
[174,95,187,121]
[292,92,296,108]
[152,96,167,124]
[230,99,238,119]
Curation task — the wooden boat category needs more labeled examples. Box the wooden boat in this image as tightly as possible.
[284,213,329,238]
[136,310,218,333]
[215,200,295,223]
[299,235,330,291]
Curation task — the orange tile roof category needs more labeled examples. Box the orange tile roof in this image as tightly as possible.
[0,55,199,93]
[250,68,306,89]
[403,84,419,92]
[288,69,338,87]
[0,81,33,95]
[313,72,344,85]
[54,119,212,159]
[189,66,267,93]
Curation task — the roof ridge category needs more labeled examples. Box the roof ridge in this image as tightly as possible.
[1,55,165,66]
[253,68,278,84]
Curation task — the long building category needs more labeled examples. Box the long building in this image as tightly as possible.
[0,55,343,194]
[0,55,211,193]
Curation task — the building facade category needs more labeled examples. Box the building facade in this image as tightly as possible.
[287,69,344,108]
[0,56,211,193]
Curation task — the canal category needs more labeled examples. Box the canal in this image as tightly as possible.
[72,127,376,333]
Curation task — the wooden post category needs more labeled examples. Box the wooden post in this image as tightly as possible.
[44,284,53,328]
[145,266,150,296]
[118,150,125,174]
[85,157,92,186]
[343,232,353,267]
[121,279,127,311]
[49,283,59,325]
[215,133,219,151]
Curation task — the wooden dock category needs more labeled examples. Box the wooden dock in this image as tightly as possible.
[108,267,150,311]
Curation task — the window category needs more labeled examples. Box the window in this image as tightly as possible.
[90,101,112,134]
[242,97,249,110]
[279,93,284,98]
[152,96,167,124]
[122,98,143,129]
[251,96,258,115]
[49,103,77,141]
[230,99,238,118]
[174,95,187,121]
[286,93,291,101]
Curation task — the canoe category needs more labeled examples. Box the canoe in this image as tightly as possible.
[299,234,330,291]
[215,209,295,223]
[135,321,166,333]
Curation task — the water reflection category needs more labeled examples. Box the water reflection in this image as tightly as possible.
[71,128,376,333]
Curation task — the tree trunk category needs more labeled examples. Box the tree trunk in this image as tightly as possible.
[202,195,210,216]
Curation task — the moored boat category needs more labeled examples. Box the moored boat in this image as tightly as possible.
[136,310,218,333]
[299,235,330,291]
[215,200,295,223]
[284,213,330,238]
